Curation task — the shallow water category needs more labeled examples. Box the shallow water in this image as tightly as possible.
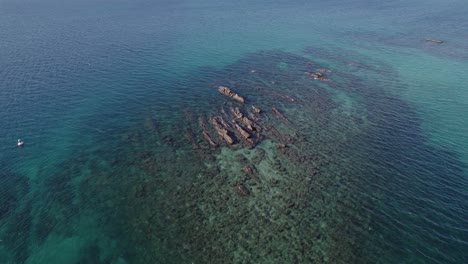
[1,0,467,263]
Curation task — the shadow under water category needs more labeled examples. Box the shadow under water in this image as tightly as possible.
[1,49,467,263]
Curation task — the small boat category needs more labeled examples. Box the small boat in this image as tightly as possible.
[17,139,24,147]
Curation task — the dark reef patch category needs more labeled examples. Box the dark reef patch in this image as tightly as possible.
[2,201,33,264]
[0,173,29,219]
[77,50,378,263]
[2,48,466,264]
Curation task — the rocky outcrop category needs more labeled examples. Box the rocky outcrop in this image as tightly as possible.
[231,107,261,132]
[249,112,260,122]
[251,105,261,114]
[218,86,245,103]
[305,71,329,81]
[231,107,243,119]
[210,116,235,145]
[234,122,254,145]
[305,71,323,79]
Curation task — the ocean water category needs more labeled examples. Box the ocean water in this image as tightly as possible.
[1,0,467,263]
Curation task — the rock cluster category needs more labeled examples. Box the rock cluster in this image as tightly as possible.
[195,86,270,148]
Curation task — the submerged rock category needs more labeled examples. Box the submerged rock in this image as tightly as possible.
[203,131,217,147]
[251,105,261,114]
[235,183,250,196]
[316,68,331,73]
[425,38,443,43]
[272,108,289,123]
[242,164,257,177]
[199,117,218,147]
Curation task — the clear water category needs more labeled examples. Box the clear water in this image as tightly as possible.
[1,0,467,263]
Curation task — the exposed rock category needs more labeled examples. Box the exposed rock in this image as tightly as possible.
[234,123,253,144]
[234,123,250,139]
[231,107,243,119]
[304,71,323,79]
[251,105,261,114]
[425,38,443,43]
[210,116,235,145]
[231,107,261,132]
[217,116,232,130]
[244,117,260,131]
[305,71,328,81]
[218,86,245,103]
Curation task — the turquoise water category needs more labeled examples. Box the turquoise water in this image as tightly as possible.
[1,0,467,263]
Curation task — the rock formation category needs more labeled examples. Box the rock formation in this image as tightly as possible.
[218,86,245,103]
[251,105,261,114]
[304,71,323,79]
[231,107,261,132]
[305,71,329,81]
[210,116,235,145]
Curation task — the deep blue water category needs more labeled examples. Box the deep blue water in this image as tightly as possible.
[1,0,467,263]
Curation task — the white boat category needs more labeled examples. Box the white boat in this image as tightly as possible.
[17,139,24,147]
